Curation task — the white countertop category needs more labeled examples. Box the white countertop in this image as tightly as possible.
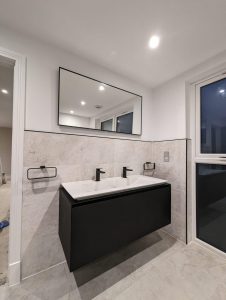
[62,175,167,200]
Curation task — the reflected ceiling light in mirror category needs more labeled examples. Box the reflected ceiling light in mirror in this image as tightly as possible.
[70,110,74,114]
[1,89,8,94]
[148,35,160,49]
[99,85,105,91]
[80,100,86,106]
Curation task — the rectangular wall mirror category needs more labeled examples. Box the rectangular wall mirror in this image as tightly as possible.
[58,68,142,135]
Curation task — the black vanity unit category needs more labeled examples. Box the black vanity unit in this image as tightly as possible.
[59,183,171,272]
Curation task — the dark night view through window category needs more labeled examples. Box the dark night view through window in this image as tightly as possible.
[116,112,133,134]
[201,77,226,153]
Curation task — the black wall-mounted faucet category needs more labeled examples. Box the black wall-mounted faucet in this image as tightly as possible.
[122,167,133,178]
[95,168,106,181]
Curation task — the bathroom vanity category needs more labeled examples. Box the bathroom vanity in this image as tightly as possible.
[59,175,171,271]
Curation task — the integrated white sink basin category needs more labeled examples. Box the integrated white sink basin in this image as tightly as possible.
[62,175,167,200]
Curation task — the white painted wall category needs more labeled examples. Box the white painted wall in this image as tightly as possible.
[2,25,224,143]
[59,113,90,128]
[0,127,12,176]
[152,78,186,140]
[151,51,226,141]
[132,98,142,135]
[0,26,153,140]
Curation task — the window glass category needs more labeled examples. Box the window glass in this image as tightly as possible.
[201,78,226,153]
[116,112,133,134]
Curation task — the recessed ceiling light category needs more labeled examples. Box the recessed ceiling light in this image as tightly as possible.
[219,89,225,94]
[148,35,160,49]
[99,85,105,91]
[1,89,8,94]
[70,110,74,114]
[80,100,86,106]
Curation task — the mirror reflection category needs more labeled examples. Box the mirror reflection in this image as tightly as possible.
[58,68,142,135]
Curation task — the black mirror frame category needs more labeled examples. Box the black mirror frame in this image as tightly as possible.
[57,67,142,136]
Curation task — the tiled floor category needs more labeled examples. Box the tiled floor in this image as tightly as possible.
[1,230,226,300]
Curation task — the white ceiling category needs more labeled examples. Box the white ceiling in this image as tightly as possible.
[0,0,226,87]
[59,68,140,117]
[0,58,14,128]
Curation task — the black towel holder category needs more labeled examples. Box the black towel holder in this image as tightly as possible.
[27,166,57,180]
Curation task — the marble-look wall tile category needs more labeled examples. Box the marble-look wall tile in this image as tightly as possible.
[186,139,192,243]
[22,189,65,278]
[22,131,187,278]
[22,131,152,278]
[151,140,187,242]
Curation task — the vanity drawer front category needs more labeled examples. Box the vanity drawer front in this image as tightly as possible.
[70,185,171,270]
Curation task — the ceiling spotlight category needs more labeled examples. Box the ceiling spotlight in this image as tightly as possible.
[1,89,8,94]
[70,110,74,114]
[99,85,105,91]
[219,89,225,94]
[80,100,86,106]
[148,35,160,49]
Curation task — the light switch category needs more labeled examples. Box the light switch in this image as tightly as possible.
[164,151,169,162]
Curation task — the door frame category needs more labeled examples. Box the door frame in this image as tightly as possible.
[0,47,26,286]
[195,73,226,159]
[187,63,226,257]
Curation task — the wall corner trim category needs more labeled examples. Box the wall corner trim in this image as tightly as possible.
[0,46,26,286]
[8,261,21,286]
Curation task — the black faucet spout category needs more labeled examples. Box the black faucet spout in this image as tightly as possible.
[95,168,106,181]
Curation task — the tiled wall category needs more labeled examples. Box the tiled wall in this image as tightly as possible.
[22,131,152,278]
[22,131,187,279]
[186,139,192,243]
[151,140,187,242]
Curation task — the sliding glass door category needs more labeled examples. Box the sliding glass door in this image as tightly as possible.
[196,74,226,252]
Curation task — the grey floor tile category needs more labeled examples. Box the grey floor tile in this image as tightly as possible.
[2,232,226,300]
[113,265,191,300]
[152,242,226,300]
[208,282,226,300]
[5,263,71,300]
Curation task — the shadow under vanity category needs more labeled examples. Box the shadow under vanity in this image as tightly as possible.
[59,169,171,272]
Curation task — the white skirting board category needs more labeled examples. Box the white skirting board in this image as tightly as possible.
[8,261,21,286]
